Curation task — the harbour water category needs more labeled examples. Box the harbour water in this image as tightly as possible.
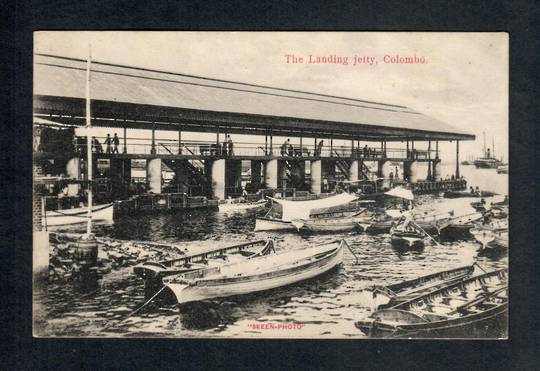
[33,165,508,338]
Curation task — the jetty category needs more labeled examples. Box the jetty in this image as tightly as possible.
[33,53,474,227]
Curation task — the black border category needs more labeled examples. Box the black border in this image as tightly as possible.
[5,1,540,369]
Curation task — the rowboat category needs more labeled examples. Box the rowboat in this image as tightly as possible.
[254,192,358,232]
[291,209,370,233]
[366,264,476,309]
[390,230,426,250]
[477,231,508,259]
[496,164,508,174]
[133,240,275,296]
[389,215,430,250]
[254,217,296,231]
[218,199,267,213]
[42,203,114,227]
[355,268,508,338]
[159,240,345,304]
[470,219,507,248]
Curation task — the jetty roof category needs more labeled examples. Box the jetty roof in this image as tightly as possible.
[33,54,474,141]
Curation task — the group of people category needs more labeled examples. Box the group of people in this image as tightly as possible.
[469,186,481,195]
[353,145,378,159]
[209,135,234,157]
[90,133,120,154]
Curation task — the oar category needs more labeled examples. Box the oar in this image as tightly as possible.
[411,221,441,246]
[340,239,360,265]
[103,286,166,331]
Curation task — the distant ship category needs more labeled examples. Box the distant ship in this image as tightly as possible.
[497,164,508,174]
[474,132,502,169]
[460,155,474,165]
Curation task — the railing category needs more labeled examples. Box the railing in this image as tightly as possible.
[72,136,438,160]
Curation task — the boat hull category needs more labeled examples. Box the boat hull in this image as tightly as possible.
[356,303,507,338]
[165,245,343,304]
[254,218,295,231]
[390,234,425,250]
[294,217,367,233]
[218,201,266,213]
[356,269,508,338]
[43,203,114,227]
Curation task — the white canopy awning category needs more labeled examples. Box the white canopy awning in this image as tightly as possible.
[269,192,358,221]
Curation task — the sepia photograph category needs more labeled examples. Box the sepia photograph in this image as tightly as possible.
[32,31,508,339]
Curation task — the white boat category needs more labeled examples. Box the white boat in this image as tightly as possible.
[161,240,345,304]
[218,199,267,213]
[43,203,114,227]
[254,217,296,231]
[254,192,358,232]
[292,209,370,233]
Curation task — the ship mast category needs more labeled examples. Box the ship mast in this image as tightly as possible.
[492,136,495,160]
[482,131,486,157]
[85,45,93,236]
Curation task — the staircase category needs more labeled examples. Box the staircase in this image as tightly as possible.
[160,143,211,196]
[333,150,375,180]
[333,151,351,181]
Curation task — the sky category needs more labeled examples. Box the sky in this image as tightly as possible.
[34,32,508,162]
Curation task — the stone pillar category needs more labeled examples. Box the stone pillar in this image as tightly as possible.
[264,159,279,189]
[404,161,419,183]
[250,160,263,190]
[211,159,226,199]
[146,158,162,193]
[349,160,359,182]
[377,160,393,188]
[433,160,442,181]
[66,157,81,179]
[310,159,322,194]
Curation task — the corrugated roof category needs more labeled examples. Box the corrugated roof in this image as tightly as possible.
[33,54,474,140]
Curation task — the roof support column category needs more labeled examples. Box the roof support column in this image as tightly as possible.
[300,135,303,156]
[265,130,268,155]
[427,140,432,180]
[406,140,409,159]
[435,141,439,159]
[330,135,333,157]
[269,128,273,155]
[178,124,182,155]
[123,125,127,154]
[150,123,156,155]
[455,140,460,178]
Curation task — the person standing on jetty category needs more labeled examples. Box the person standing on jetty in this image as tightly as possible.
[227,135,234,156]
[104,134,112,154]
[112,133,120,154]
[281,139,290,156]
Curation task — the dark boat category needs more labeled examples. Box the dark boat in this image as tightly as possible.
[477,232,508,260]
[355,269,508,338]
[390,230,426,250]
[367,265,476,309]
[470,201,487,212]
